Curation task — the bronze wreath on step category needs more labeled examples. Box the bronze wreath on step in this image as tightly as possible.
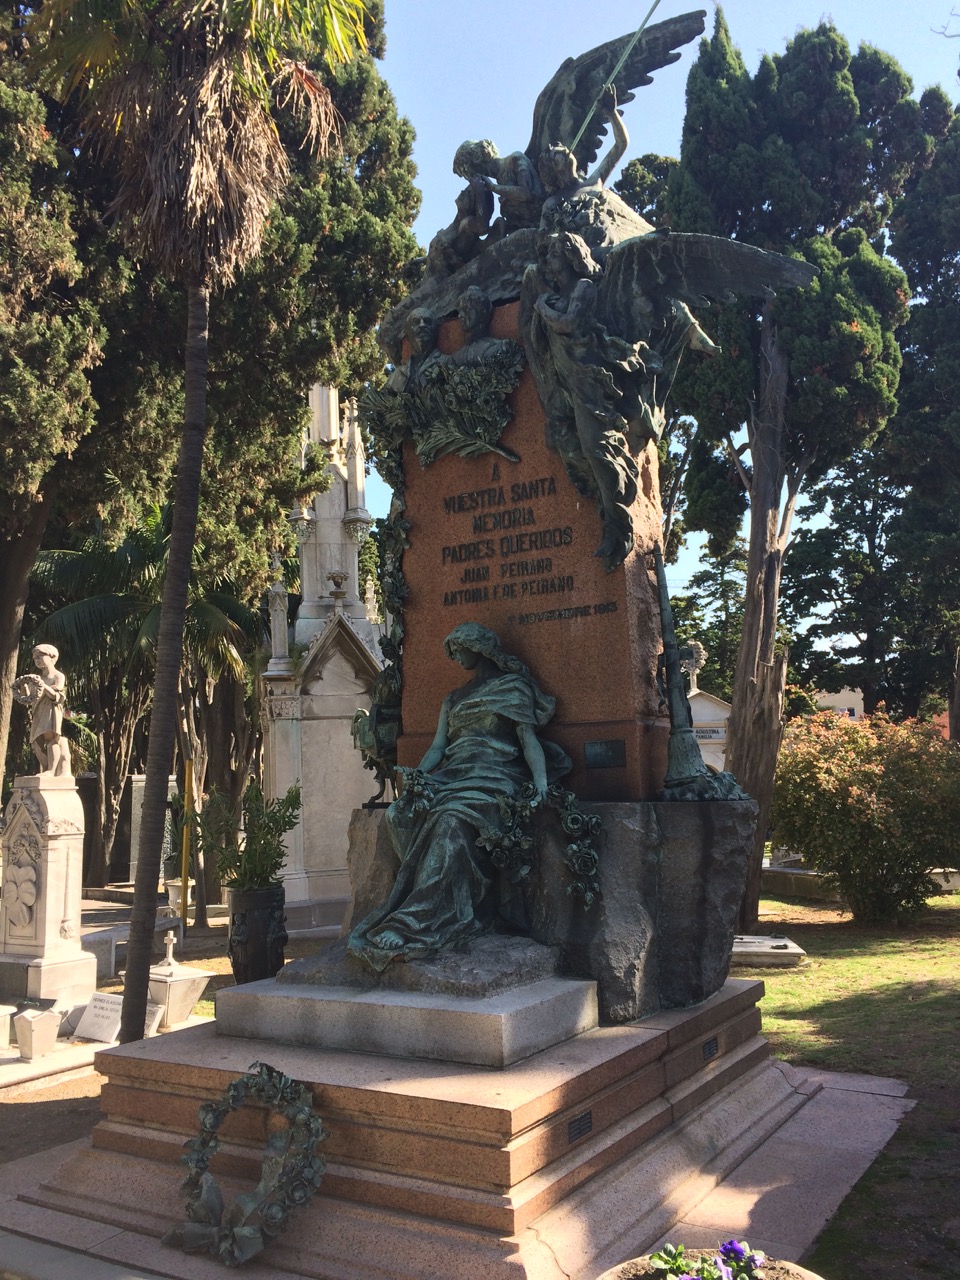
[162,1061,328,1267]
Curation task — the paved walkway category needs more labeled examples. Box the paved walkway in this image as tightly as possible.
[0,1062,913,1280]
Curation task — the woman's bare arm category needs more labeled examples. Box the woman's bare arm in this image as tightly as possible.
[589,87,628,187]
[517,723,548,796]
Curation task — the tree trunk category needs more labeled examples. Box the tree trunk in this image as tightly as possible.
[725,303,789,932]
[120,279,210,1044]
[950,646,960,742]
[176,673,209,928]
[199,669,259,907]
[87,674,152,887]
[0,488,56,783]
[730,651,788,928]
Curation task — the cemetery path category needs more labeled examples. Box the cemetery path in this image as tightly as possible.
[0,1070,105,1165]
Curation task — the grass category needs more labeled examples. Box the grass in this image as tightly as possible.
[737,893,960,1279]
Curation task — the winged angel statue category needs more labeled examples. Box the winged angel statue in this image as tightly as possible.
[380,10,817,570]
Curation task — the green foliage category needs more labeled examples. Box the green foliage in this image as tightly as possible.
[773,712,960,923]
[648,1239,766,1278]
[613,154,677,226]
[656,10,948,562]
[671,542,746,704]
[0,13,106,539]
[682,434,748,558]
[201,780,302,892]
[780,106,960,724]
[783,683,819,720]
[186,35,420,596]
[781,445,957,718]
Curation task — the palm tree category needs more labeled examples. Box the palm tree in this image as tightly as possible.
[33,506,265,889]
[30,0,366,1041]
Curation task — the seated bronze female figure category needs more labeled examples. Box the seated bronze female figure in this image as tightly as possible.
[348,622,570,971]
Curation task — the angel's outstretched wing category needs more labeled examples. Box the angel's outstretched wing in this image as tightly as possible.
[597,231,819,338]
[524,11,706,174]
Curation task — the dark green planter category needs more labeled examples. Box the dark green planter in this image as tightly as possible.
[226,884,288,985]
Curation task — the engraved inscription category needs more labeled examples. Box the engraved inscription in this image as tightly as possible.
[438,468,618,619]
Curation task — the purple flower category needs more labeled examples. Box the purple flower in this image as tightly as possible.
[712,1260,734,1280]
[720,1241,748,1262]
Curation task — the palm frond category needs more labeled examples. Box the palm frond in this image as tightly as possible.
[184,599,247,678]
[202,590,268,642]
[34,594,150,670]
[30,0,366,283]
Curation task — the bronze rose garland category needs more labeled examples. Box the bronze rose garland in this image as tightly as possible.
[163,1061,328,1267]
[477,782,602,906]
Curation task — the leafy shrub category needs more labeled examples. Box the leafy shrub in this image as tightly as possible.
[772,711,960,923]
[198,780,301,892]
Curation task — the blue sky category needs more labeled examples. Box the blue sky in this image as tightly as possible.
[363,1,960,585]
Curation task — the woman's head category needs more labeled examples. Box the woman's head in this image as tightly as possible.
[443,623,527,676]
[538,231,599,285]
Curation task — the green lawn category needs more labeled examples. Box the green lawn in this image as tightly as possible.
[739,893,960,1279]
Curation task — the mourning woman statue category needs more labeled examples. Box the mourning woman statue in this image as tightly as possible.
[348,623,570,971]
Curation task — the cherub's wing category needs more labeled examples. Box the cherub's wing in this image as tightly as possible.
[598,231,819,337]
[525,11,706,173]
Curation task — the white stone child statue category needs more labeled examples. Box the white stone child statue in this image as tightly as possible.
[12,644,72,777]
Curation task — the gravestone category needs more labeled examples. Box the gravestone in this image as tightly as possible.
[74,992,163,1041]
[310,3,817,1016]
[0,777,97,1011]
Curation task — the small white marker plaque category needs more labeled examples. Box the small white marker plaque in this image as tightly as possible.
[75,993,166,1041]
[75,993,123,1042]
[144,1002,164,1038]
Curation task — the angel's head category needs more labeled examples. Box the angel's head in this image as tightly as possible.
[453,139,499,180]
[539,232,599,287]
[538,144,580,195]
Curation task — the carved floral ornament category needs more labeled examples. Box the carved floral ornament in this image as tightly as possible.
[6,789,81,836]
[266,696,300,721]
[2,831,41,928]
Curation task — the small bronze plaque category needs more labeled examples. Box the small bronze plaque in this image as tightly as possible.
[568,1110,593,1143]
[583,739,627,769]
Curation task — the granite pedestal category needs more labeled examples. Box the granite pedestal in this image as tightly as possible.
[18,979,819,1279]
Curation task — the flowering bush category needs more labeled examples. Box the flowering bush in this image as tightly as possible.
[649,1239,766,1278]
[772,711,960,923]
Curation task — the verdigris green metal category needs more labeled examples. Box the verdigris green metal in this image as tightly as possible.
[374,9,817,573]
[163,1061,327,1267]
[348,624,572,971]
[653,543,748,801]
[362,290,524,470]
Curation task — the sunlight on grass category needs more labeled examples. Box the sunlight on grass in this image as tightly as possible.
[742,892,960,1088]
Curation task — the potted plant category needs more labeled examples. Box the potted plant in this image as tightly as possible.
[597,1240,825,1280]
[197,780,301,985]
